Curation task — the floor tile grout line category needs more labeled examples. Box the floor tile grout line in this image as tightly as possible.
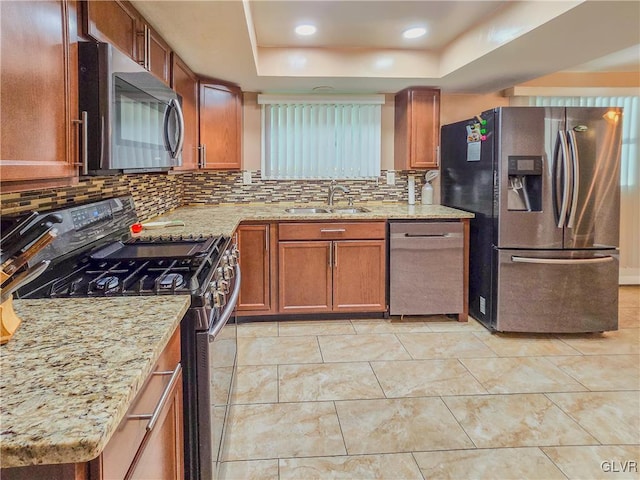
[439,394,479,450]
[453,358,490,395]
[542,392,605,446]
[367,360,390,399]
[332,400,350,457]
[538,446,571,480]
[410,452,427,480]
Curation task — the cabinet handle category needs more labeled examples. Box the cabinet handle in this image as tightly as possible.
[328,244,332,267]
[320,229,346,233]
[128,363,181,431]
[201,144,207,167]
[137,25,150,69]
[333,243,338,267]
[72,111,88,175]
[265,226,269,252]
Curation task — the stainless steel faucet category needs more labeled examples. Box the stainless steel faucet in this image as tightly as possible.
[327,181,349,206]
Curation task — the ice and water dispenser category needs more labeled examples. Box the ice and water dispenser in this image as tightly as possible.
[507,156,543,211]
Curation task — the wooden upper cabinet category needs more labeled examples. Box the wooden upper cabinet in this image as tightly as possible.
[199,81,242,169]
[83,1,171,85]
[138,22,171,85]
[82,0,139,59]
[394,87,441,170]
[0,0,79,186]
[171,53,199,170]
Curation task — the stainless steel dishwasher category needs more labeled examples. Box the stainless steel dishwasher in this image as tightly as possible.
[389,221,464,316]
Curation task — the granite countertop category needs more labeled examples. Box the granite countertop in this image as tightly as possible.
[140,202,474,238]
[0,296,190,468]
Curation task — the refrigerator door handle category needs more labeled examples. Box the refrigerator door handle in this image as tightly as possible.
[556,130,571,228]
[511,255,613,265]
[566,130,580,229]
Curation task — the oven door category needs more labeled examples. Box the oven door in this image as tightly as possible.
[195,265,240,480]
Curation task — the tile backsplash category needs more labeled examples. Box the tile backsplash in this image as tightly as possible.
[0,169,429,218]
[181,170,428,205]
[0,173,182,219]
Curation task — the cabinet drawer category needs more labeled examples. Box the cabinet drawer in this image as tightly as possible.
[101,327,181,480]
[279,222,385,241]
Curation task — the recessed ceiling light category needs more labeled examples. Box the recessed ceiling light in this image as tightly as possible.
[295,24,317,36]
[403,27,427,39]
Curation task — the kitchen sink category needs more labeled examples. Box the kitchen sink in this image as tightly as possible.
[284,207,331,214]
[330,207,370,214]
[283,206,370,214]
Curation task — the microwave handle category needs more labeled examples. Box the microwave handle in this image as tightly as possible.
[171,98,185,160]
[165,98,185,161]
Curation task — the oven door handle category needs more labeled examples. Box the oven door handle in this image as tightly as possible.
[208,264,241,341]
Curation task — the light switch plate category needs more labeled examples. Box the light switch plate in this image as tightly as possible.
[387,171,395,185]
[242,170,252,184]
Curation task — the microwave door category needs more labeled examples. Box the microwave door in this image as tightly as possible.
[164,98,185,163]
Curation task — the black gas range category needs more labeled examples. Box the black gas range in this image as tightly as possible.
[9,196,239,480]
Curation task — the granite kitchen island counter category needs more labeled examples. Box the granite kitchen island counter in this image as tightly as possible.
[0,296,190,468]
[139,202,474,238]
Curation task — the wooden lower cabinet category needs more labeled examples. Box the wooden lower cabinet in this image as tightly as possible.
[279,241,333,313]
[124,370,183,480]
[278,222,387,314]
[237,223,277,315]
[332,240,386,312]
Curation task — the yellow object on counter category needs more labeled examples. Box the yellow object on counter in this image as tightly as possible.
[0,296,22,345]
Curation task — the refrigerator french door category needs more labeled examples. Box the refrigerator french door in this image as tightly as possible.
[441,106,622,333]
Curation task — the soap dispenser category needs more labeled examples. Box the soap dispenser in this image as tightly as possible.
[422,170,438,205]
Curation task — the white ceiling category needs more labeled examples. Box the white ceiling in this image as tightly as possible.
[133,0,640,94]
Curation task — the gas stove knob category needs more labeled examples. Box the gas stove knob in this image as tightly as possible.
[224,265,235,279]
[213,290,227,308]
[231,245,240,259]
[221,254,230,267]
[224,249,238,267]
[216,266,225,279]
[216,279,229,294]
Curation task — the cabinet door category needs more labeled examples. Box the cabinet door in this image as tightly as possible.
[333,240,386,312]
[143,24,171,85]
[0,0,79,186]
[83,0,139,59]
[199,82,242,169]
[238,224,273,313]
[279,241,332,313]
[394,87,440,169]
[128,369,184,480]
[171,54,199,170]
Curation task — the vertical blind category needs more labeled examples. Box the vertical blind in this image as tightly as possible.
[258,96,383,179]
[529,95,640,279]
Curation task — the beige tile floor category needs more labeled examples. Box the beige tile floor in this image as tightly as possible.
[220,286,640,480]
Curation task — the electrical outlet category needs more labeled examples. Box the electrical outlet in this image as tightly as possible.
[386,171,395,185]
[242,170,252,184]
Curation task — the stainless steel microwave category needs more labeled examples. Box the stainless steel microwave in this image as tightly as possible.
[78,42,184,175]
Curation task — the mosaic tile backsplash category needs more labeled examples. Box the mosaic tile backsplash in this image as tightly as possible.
[0,173,183,220]
[0,170,430,218]
[181,170,430,205]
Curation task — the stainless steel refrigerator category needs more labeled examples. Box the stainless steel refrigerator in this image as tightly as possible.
[441,106,622,333]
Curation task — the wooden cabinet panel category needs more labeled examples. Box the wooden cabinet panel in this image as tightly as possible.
[83,0,139,59]
[279,241,332,313]
[145,25,171,85]
[394,87,440,170]
[279,222,386,241]
[0,0,79,185]
[333,240,386,312]
[278,221,386,315]
[238,224,275,314]
[171,53,199,171]
[127,370,183,480]
[199,81,242,169]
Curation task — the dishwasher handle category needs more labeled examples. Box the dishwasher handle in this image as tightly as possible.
[390,232,462,240]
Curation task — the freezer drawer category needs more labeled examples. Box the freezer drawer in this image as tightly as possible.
[389,222,463,315]
[495,249,618,333]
